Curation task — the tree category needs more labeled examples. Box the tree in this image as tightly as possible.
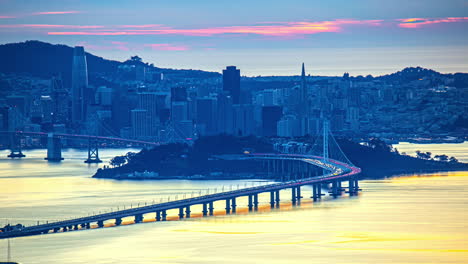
[125,152,137,163]
[110,155,127,167]
[416,150,431,160]
[434,154,449,162]
[130,56,142,62]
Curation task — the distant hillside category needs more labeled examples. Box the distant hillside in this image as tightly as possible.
[0,40,220,86]
[0,41,122,86]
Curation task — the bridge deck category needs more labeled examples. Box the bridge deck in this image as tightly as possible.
[0,153,360,239]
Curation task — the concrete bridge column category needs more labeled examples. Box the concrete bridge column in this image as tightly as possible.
[291,187,297,205]
[354,179,360,194]
[202,203,208,216]
[45,133,63,161]
[331,181,338,198]
[225,199,231,214]
[348,180,355,196]
[135,214,144,223]
[275,190,280,208]
[248,195,253,211]
[178,208,184,219]
[162,210,167,221]
[338,181,343,196]
[115,218,122,226]
[185,206,191,218]
[73,224,79,230]
[209,202,214,216]
[97,220,104,228]
[253,194,259,211]
[53,227,60,233]
[270,191,275,208]
[156,211,161,221]
[312,184,318,201]
[296,186,301,204]
[231,198,237,213]
[62,226,68,232]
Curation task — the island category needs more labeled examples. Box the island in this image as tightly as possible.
[93,135,468,180]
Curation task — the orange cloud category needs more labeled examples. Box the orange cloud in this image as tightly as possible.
[398,17,468,28]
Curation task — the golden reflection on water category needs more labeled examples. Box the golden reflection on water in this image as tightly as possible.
[1,148,468,264]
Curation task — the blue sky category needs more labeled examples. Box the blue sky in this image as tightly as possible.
[1,0,467,76]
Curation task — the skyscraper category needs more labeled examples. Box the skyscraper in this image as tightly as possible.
[223,66,240,104]
[71,46,88,124]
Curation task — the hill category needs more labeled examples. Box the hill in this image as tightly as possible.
[0,40,220,87]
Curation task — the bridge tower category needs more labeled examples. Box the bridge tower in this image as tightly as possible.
[45,133,64,161]
[7,133,25,158]
[322,119,329,162]
[84,139,102,163]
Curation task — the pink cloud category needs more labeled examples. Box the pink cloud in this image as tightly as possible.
[0,24,103,29]
[0,15,15,19]
[46,19,382,37]
[33,11,80,15]
[398,17,468,28]
[144,43,189,51]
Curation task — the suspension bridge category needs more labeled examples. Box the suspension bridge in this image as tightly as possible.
[0,120,361,239]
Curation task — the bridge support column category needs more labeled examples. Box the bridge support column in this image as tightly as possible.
[185,206,191,218]
[209,202,214,216]
[231,198,237,213]
[248,195,253,211]
[270,191,275,208]
[62,226,68,232]
[178,208,184,219]
[330,181,339,198]
[45,133,63,161]
[202,203,208,216]
[85,223,91,229]
[296,186,301,204]
[53,227,60,233]
[115,218,122,226]
[97,221,104,228]
[135,214,144,223]
[73,224,79,230]
[253,194,259,211]
[162,210,167,221]
[275,190,280,208]
[156,211,161,221]
[84,139,102,163]
[312,184,318,201]
[291,187,297,206]
[225,199,231,214]
[7,133,25,158]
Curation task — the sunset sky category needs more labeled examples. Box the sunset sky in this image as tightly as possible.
[1,0,467,76]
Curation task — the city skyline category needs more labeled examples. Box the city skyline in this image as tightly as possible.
[0,0,467,76]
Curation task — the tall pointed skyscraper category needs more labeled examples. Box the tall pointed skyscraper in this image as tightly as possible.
[71,46,88,124]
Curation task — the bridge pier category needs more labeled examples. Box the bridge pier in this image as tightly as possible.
[291,187,297,205]
[62,226,68,232]
[135,214,144,223]
[209,202,214,216]
[45,133,63,161]
[156,211,162,221]
[296,186,301,204]
[162,210,167,221]
[275,190,280,208]
[97,220,104,228]
[53,227,60,233]
[270,191,275,208]
[84,139,102,163]
[202,203,208,216]
[225,199,231,214]
[231,198,237,213]
[178,208,184,219]
[185,206,191,218]
[115,218,122,226]
[73,224,79,230]
[7,133,26,158]
[253,194,259,211]
[248,195,253,211]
